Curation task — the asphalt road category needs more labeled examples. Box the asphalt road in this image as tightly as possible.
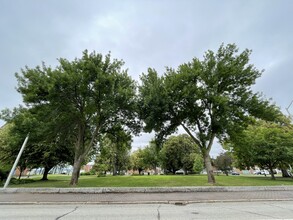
[1,201,293,219]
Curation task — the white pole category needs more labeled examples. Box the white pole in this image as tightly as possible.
[3,134,29,189]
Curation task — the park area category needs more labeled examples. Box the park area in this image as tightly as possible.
[5,174,293,188]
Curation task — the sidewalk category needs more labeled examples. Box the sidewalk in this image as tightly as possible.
[1,186,293,204]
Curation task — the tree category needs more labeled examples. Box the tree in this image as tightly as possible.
[140,141,160,174]
[0,123,16,181]
[230,120,293,180]
[193,154,204,174]
[0,107,73,181]
[130,148,146,175]
[129,141,160,175]
[214,152,233,176]
[139,43,280,183]
[15,51,140,185]
[159,134,198,174]
[93,130,132,176]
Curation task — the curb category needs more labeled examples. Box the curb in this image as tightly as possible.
[1,198,293,205]
[1,186,293,194]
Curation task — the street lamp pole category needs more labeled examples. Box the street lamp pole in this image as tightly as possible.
[3,134,29,189]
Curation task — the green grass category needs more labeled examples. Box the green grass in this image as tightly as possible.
[4,174,293,188]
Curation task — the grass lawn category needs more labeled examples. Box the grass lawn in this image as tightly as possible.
[4,174,293,188]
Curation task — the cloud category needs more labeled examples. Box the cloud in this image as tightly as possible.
[1,0,292,156]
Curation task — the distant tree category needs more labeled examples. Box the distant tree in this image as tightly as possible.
[15,51,140,185]
[140,141,160,174]
[139,43,281,183]
[93,129,132,176]
[230,119,293,179]
[214,152,233,176]
[160,134,198,174]
[193,154,204,174]
[130,148,145,175]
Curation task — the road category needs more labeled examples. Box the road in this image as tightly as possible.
[1,201,293,219]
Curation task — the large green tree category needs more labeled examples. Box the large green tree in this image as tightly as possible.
[130,148,146,175]
[0,107,73,181]
[160,134,198,174]
[230,120,293,179]
[214,152,233,176]
[140,141,160,174]
[129,141,160,175]
[93,129,132,176]
[15,51,140,185]
[139,44,280,183]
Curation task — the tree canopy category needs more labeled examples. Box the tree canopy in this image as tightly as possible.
[15,51,140,185]
[213,152,233,176]
[0,107,74,180]
[139,43,281,183]
[93,130,132,176]
[229,119,293,179]
[160,134,199,174]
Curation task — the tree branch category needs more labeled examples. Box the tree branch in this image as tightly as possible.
[84,125,101,156]
[181,123,202,148]
[207,132,216,152]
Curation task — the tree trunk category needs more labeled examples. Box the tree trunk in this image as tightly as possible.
[153,165,158,175]
[203,152,215,184]
[18,171,22,180]
[113,163,117,176]
[172,168,176,175]
[268,166,275,180]
[18,166,25,180]
[281,169,292,178]
[184,169,188,175]
[70,156,83,186]
[41,166,51,181]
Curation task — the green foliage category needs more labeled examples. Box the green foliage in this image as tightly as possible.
[129,140,160,175]
[141,140,160,171]
[214,152,233,175]
[160,134,199,174]
[14,50,140,185]
[130,148,146,174]
[139,43,281,183]
[193,154,204,174]
[80,171,96,176]
[0,163,10,182]
[93,131,131,175]
[0,108,74,181]
[230,120,293,179]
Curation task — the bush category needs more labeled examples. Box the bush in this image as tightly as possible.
[0,165,10,182]
[9,178,36,185]
[81,170,96,176]
[97,172,106,177]
[80,172,91,176]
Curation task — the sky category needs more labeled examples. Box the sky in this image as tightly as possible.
[1,0,292,157]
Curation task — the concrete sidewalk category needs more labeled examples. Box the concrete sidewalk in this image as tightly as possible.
[1,186,293,204]
[1,186,293,194]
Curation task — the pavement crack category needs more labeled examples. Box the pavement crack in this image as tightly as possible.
[55,206,78,220]
[267,202,293,212]
[225,206,278,219]
[157,204,161,220]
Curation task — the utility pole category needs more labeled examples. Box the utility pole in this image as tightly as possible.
[3,134,29,189]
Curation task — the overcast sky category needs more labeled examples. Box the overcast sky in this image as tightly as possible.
[1,0,292,156]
